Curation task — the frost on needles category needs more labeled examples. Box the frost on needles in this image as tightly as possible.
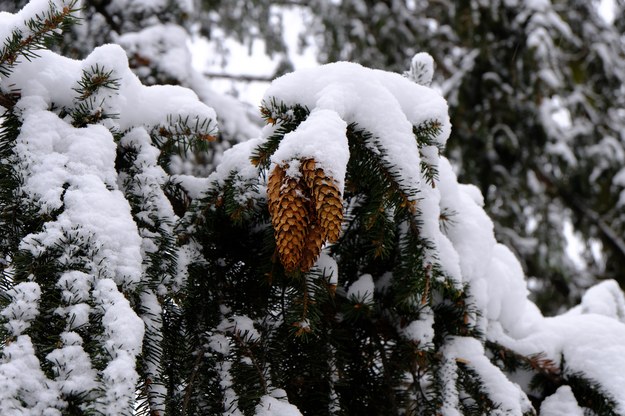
[2,1,625,415]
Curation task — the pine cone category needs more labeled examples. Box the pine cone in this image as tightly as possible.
[301,159,344,243]
[269,159,344,273]
[300,222,324,272]
[268,165,310,272]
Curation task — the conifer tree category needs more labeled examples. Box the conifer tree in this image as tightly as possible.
[199,0,625,313]
[3,1,625,416]
[0,0,263,175]
[0,1,216,414]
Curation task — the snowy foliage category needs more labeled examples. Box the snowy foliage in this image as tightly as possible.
[0,1,215,414]
[211,0,625,315]
[2,1,625,415]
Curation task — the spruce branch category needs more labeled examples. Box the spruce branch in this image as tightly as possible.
[0,91,19,110]
[151,114,218,167]
[252,98,310,168]
[231,331,268,393]
[0,0,80,78]
[73,64,120,101]
[564,371,619,415]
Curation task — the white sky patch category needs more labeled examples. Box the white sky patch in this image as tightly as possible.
[564,220,586,270]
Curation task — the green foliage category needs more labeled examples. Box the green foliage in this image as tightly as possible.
[0,0,79,77]
[205,0,625,316]
[254,98,311,168]
[151,115,217,163]
[2,2,625,415]
[171,97,488,415]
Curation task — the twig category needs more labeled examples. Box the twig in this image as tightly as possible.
[181,349,204,414]
[203,72,274,83]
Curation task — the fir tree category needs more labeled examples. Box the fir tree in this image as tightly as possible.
[1,2,216,414]
[3,1,625,415]
[198,0,625,314]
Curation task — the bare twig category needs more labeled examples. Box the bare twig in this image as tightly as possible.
[203,72,274,83]
[181,349,204,414]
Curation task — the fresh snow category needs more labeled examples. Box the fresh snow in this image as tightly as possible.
[540,386,584,416]
[346,274,375,304]
[0,3,222,412]
[255,394,303,416]
[270,109,349,191]
[1,282,41,336]
[0,336,61,415]
[2,1,625,411]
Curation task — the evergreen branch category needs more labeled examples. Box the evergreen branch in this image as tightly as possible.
[564,371,619,415]
[0,91,18,110]
[231,332,268,393]
[252,98,310,168]
[0,1,80,77]
[485,340,561,383]
[73,64,120,101]
[456,362,502,414]
[151,114,218,168]
[70,97,119,127]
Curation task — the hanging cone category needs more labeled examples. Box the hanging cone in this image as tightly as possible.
[301,159,344,243]
[300,222,325,272]
[268,164,310,272]
[269,159,344,273]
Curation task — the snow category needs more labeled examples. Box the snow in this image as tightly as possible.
[217,315,261,342]
[404,52,435,87]
[117,24,192,82]
[258,56,625,412]
[6,44,217,138]
[346,274,375,304]
[270,109,349,191]
[2,1,625,412]
[442,337,533,415]
[208,137,265,187]
[0,336,61,415]
[401,307,434,347]
[46,332,98,396]
[263,58,454,281]
[314,251,339,286]
[172,174,210,199]
[0,0,69,50]
[540,386,584,416]
[255,394,303,416]
[572,279,625,321]
[263,59,451,154]
[93,278,145,414]
[119,21,260,144]
[1,282,41,336]
[490,312,625,413]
